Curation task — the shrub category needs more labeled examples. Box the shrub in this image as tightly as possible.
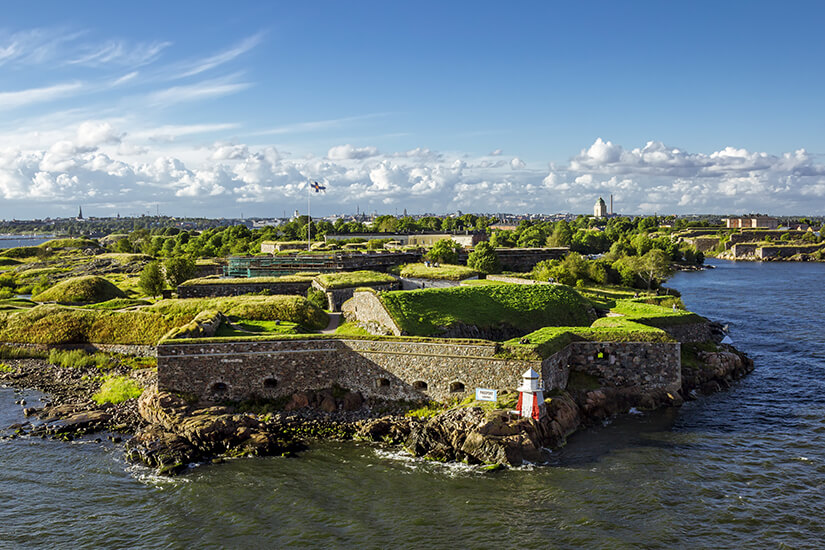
[32,275,127,304]
[164,257,196,287]
[92,375,143,404]
[307,288,328,309]
[138,262,166,298]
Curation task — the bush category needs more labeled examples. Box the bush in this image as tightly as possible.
[92,375,143,404]
[307,288,328,309]
[164,257,196,287]
[32,276,127,304]
[139,262,166,298]
[466,242,501,274]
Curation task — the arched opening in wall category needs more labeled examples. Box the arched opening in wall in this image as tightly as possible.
[210,382,228,394]
[449,381,465,393]
[263,378,278,389]
[376,378,390,389]
[413,381,428,391]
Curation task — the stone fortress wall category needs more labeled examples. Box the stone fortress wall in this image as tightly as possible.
[158,337,681,403]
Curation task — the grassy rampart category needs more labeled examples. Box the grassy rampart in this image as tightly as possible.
[379,284,594,336]
[32,275,127,304]
[315,270,396,289]
[393,263,478,281]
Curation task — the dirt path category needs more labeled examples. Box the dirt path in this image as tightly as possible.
[320,312,342,334]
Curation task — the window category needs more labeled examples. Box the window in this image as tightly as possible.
[263,378,278,389]
[449,381,465,393]
[413,381,428,391]
[376,378,390,388]
[210,382,228,393]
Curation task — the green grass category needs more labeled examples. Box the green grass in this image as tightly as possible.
[48,348,111,370]
[180,274,318,286]
[0,305,189,345]
[215,318,301,337]
[147,295,328,330]
[96,253,154,264]
[39,238,99,249]
[333,321,373,336]
[80,298,152,310]
[394,263,479,281]
[459,279,507,286]
[380,284,594,337]
[92,375,143,404]
[0,362,12,373]
[315,270,396,289]
[0,345,48,360]
[0,246,42,258]
[0,258,21,266]
[32,275,127,304]
[610,299,704,327]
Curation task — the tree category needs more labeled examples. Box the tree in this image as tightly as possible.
[139,261,166,298]
[426,238,459,264]
[639,248,673,290]
[164,257,196,287]
[466,241,501,273]
[546,221,573,247]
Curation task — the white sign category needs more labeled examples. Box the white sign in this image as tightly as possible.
[475,388,498,402]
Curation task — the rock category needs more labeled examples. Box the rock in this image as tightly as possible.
[342,391,363,411]
[23,407,39,417]
[320,396,337,413]
[285,392,311,411]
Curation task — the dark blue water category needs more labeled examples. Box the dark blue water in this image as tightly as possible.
[1,259,823,548]
[0,237,51,249]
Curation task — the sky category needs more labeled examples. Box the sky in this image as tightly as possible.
[1,0,825,219]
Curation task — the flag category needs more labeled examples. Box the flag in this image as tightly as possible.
[311,181,326,193]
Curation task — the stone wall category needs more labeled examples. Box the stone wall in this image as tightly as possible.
[566,341,681,393]
[177,280,312,298]
[398,277,466,290]
[311,280,401,311]
[157,336,682,403]
[757,244,824,259]
[341,290,402,335]
[158,338,549,402]
[660,321,715,343]
[730,243,759,258]
[0,342,156,357]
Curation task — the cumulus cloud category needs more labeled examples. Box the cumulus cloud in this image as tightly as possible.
[327,144,380,160]
[2,126,825,217]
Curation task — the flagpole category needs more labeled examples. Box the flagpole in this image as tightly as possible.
[307,180,311,252]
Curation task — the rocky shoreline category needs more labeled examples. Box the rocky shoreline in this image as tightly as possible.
[1,342,754,473]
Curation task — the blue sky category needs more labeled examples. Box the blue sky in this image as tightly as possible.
[1,1,825,219]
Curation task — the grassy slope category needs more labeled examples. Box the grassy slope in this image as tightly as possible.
[180,274,318,286]
[0,305,186,345]
[395,263,478,281]
[380,284,594,336]
[315,270,396,289]
[147,295,328,330]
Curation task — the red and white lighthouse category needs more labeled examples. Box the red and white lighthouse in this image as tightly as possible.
[516,368,546,420]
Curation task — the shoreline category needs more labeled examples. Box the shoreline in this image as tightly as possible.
[0,337,753,474]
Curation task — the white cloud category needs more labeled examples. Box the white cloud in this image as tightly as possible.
[0,82,84,110]
[2,127,825,217]
[148,77,251,106]
[327,144,380,160]
[179,33,263,77]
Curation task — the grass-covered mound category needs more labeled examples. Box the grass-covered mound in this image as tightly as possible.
[32,275,127,304]
[315,270,396,289]
[0,246,41,258]
[0,305,187,344]
[0,257,21,266]
[80,298,152,310]
[610,299,704,327]
[394,263,478,281]
[148,295,328,330]
[39,238,99,249]
[179,273,318,286]
[380,284,594,336]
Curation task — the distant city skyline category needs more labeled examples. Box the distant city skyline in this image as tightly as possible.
[1,1,825,219]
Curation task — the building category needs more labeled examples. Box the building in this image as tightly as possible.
[323,232,487,248]
[593,197,608,218]
[722,216,779,229]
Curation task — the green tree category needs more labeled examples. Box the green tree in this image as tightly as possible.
[426,238,459,264]
[139,261,166,298]
[164,257,197,287]
[466,241,501,273]
[546,221,572,247]
[639,248,673,290]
